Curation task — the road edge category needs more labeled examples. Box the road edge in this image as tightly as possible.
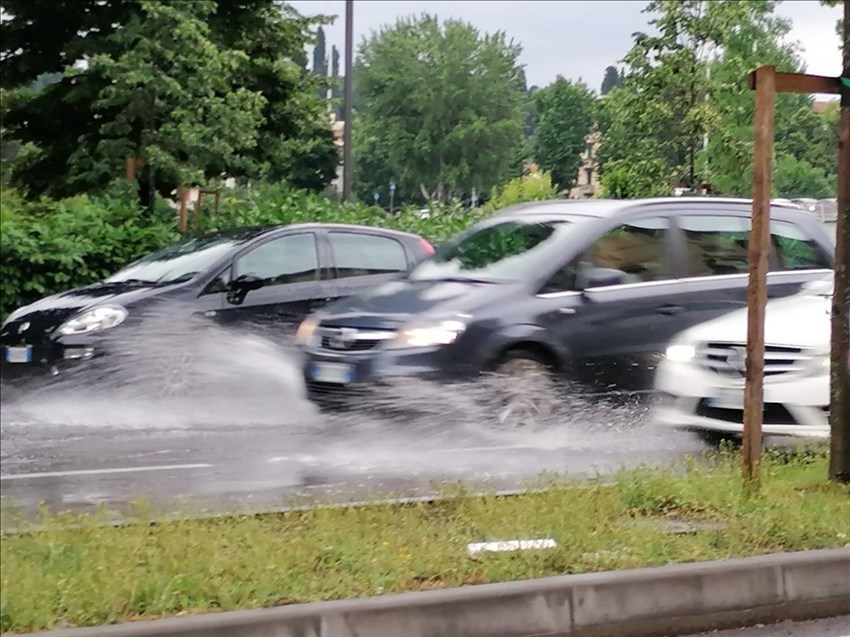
[12,548,850,637]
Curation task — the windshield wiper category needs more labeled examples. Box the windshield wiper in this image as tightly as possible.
[416,276,501,285]
[105,278,157,286]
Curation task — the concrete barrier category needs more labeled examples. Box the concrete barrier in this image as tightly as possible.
[15,549,850,637]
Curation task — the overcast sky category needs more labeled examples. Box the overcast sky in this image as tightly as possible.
[288,0,842,99]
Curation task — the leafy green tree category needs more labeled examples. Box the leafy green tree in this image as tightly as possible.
[353,14,526,204]
[0,0,337,201]
[600,66,623,95]
[530,76,595,191]
[597,0,809,197]
[774,153,833,199]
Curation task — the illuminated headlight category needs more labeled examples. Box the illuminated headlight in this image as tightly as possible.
[388,314,470,349]
[665,342,697,363]
[295,315,321,347]
[58,305,128,336]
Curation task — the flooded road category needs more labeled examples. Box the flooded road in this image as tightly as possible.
[0,318,711,521]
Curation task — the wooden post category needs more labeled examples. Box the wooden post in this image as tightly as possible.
[743,65,776,487]
[177,186,188,234]
[829,0,850,484]
[125,157,136,181]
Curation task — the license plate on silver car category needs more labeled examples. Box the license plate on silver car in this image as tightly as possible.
[310,362,354,384]
[4,346,32,364]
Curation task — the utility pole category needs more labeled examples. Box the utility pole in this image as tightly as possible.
[829,0,850,483]
[342,0,354,202]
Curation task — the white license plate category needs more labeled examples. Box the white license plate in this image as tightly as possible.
[4,346,32,364]
[706,387,744,409]
[310,362,354,384]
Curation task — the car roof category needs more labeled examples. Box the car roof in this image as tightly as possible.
[197,222,424,243]
[490,197,806,219]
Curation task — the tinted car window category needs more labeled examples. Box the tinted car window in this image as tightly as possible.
[234,233,318,286]
[329,232,408,278]
[770,220,831,271]
[584,217,670,283]
[680,215,749,277]
[409,217,583,283]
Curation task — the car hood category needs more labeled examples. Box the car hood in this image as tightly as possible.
[680,291,831,350]
[1,281,167,335]
[318,278,516,329]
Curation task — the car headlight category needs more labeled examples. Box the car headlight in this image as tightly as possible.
[388,314,470,349]
[58,305,128,336]
[665,342,697,363]
[295,315,321,347]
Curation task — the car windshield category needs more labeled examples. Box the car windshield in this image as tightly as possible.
[105,232,252,285]
[408,216,584,283]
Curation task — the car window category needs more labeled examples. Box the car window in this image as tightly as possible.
[408,216,584,283]
[329,232,408,278]
[770,220,831,271]
[679,215,749,277]
[583,217,670,284]
[233,233,318,286]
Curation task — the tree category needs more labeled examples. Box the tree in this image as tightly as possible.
[353,14,526,204]
[0,0,337,201]
[530,77,595,191]
[313,26,328,79]
[600,65,623,95]
[773,153,833,198]
[597,0,813,197]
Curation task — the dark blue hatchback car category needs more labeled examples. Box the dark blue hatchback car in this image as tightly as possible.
[295,198,835,421]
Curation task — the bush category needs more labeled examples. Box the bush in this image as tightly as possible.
[1,173,566,321]
[484,165,559,211]
[0,181,177,319]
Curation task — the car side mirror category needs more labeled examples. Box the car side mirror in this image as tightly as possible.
[226,274,264,305]
[231,274,264,292]
[582,266,630,289]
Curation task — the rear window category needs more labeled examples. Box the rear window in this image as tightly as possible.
[770,221,831,271]
[329,232,408,278]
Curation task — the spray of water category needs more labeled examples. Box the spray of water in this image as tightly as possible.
[1,306,700,488]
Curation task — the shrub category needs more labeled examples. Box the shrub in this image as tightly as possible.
[484,165,559,212]
[0,181,177,319]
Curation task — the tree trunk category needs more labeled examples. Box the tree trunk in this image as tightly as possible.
[828,0,850,484]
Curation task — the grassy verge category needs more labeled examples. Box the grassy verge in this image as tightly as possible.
[2,446,848,634]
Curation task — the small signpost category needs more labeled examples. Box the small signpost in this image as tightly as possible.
[389,181,396,215]
[373,192,380,206]
[744,62,847,486]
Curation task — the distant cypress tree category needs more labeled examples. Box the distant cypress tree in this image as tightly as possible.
[600,65,623,95]
[312,26,328,99]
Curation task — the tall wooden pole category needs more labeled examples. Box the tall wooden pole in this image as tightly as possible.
[829,0,850,484]
[342,0,353,202]
[743,65,776,487]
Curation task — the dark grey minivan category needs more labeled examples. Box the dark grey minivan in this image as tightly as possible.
[295,198,835,420]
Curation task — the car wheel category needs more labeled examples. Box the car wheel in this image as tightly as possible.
[152,351,198,399]
[485,352,557,429]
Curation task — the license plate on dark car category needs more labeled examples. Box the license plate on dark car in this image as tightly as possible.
[310,362,354,384]
[4,346,32,364]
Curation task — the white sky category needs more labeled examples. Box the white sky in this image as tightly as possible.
[289,0,843,99]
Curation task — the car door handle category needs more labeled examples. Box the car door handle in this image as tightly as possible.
[656,304,683,316]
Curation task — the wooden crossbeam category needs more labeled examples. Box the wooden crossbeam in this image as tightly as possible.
[747,70,841,95]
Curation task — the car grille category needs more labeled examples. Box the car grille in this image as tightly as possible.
[696,400,797,425]
[696,342,810,379]
[318,326,396,353]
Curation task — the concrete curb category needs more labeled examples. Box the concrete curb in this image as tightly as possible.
[14,549,850,637]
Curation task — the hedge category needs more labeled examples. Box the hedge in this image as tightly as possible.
[0,171,559,321]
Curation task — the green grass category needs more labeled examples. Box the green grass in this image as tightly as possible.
[1,446,848,634]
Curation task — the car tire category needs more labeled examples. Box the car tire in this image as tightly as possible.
[485,351,557,429]
[152,351,199,399]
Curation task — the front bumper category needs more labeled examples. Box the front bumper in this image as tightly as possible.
[653,359,829,438]
[0,336,99,385]
[300,343,474,405]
